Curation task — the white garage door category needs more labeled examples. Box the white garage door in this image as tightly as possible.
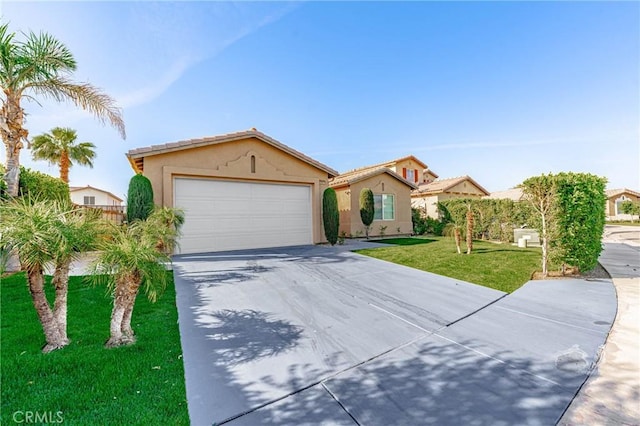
[174,178,313,254]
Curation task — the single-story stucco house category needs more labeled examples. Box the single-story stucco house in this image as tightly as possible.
[126,129,338,254]
[329,166,417,238]
[605,188,640,220]
[411,175,490,218]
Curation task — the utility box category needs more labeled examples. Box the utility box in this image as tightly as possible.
[514,229,540,246]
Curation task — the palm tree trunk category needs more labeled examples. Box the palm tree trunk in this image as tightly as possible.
[454,228,462,254]
[25,265,66,353]
[59,150,70,184]
[52,260,71,344]
[106,272,139,348]
[1,94,28,197]
[120,285,141,344]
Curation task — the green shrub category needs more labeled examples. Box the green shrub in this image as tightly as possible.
[126,174,154,222]
[322,188,339,245]
[554,172,607,271]
[411,208,427,235]
[359,188,374,238]
[4,166,70,202]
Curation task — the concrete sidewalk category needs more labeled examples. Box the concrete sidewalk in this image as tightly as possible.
[559,228,640,425]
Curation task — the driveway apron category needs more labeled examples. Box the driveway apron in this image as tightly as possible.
[172,244,616,425]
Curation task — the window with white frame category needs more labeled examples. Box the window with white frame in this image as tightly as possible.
[83,196,96,205]
[374,194,395,220]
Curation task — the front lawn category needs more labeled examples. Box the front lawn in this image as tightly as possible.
[1,272,189,425]
[359,237,540,293]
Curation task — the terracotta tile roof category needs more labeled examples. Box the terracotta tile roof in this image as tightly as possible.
[484,187,524,201]
[126,129,339,177]
[341,155,432,177]
[69,185,123,202]
[605,188,640,198]
[413,175,490,196]
[330,166,418,189]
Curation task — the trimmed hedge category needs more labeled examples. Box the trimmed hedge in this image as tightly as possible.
[0,165,69,202]
[554,172,607,271]
[322,188,339,245]
[126,174,154,222]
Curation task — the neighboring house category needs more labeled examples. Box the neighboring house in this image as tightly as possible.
[605,188,640,220]
[69,185,124,224]
[69,185,123,206]
[484,187,524,202]
[329,166,417,238]
[126,129,338,254]
[411,176,490,218]
[347,155,438,186]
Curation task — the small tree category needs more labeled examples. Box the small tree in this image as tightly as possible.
[126,174,154,222]
[521,175,557,277]
[0,199,99,352]
[90,207,184,348]
[322,188,339,245]
[359,188,374,238]
[620,200,640,222]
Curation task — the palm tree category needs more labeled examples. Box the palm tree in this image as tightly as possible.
[0,23,125,197]
[31,127,96,184]
[90,207,184,348]
[466,202,474,255]
[0,198,99,352]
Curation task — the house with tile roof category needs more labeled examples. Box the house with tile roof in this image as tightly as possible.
[330,166,417,238]
[411,176,490,219]
[605,188,640,220]
[69,185,125,223]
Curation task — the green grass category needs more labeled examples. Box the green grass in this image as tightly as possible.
[1,273,189,425]
[357,237,541,293]
[607,221,640,226]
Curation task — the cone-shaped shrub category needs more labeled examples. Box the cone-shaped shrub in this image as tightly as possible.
[126,174,154,222]
[323,188,339,245]
[359,188,374,238]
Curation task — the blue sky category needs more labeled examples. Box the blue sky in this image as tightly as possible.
[2,1,638,200]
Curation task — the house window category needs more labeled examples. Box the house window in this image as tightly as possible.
[251,155,256,173]
[406,169,414,182]
[374,194,395,220]
[84,196,95,205]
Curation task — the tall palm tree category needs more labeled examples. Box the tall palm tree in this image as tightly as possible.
[90,207,184,348]
[0,198,99,352]
[0,23,125,197]
[31,127,96,184]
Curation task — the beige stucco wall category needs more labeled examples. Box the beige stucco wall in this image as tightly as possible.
[411,195,440,218]
[411,181,486,219]
[335,174,413,237]
[388,158,423,185]
[138,136,332,244]
[444,181,487,197]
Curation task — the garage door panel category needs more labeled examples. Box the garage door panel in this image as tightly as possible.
[174,178,313,254]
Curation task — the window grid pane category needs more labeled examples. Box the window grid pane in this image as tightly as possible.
[383,194,394,220]
[373,195,382,220]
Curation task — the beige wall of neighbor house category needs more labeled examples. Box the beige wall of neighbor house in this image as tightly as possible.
[69,186,123,206]
[605,189,640,220]
[332,171,415,238]
[126,130,337,249]
[411,176,489,219]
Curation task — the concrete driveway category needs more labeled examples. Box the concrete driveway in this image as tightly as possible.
[172,242,616,425]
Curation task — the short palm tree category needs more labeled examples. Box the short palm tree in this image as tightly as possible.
[31,127,96,184]
[0,23,125,197]
[90,207,184,348]
[0,198,99,352]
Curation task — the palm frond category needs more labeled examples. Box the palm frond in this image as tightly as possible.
[25,77,126,139]
[14,29,76,86]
